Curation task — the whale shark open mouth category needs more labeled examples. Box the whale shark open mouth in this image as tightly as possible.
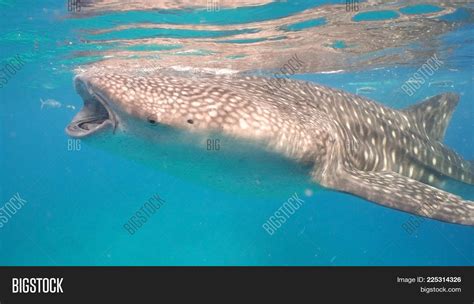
[66,77,116,138]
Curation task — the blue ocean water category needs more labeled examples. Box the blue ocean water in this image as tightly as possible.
[0,0,473,266]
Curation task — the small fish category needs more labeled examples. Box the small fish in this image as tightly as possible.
[406,78,424,84]
[428,80,454,88]
[348,81,379,86]
[66,105,76,110]
[40,98,61,109]
[356,86,376,94]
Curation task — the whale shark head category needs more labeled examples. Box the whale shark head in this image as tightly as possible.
[66,71,172,138]
[66,73,117,138]
[67,70,251,140]
[65,69,316,197]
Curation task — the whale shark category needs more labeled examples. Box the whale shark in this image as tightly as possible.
[66,69,474,225]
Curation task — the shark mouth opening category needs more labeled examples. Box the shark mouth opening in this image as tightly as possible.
[66,77,116,138]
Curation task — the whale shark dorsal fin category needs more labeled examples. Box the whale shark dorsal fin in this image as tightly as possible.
[402,92,459,142]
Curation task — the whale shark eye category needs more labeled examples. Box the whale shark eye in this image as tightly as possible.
[147,116,157,125]
[187,119,194,124]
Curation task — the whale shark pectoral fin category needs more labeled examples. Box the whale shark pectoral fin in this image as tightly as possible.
[319,168,474,226]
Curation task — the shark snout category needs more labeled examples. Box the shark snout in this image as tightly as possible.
[66,75,117,138]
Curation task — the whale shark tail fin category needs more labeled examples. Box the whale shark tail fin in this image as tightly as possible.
[402,92,459,142]
[40,98,45,110]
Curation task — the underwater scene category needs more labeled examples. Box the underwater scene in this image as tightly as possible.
[0,0,473,266]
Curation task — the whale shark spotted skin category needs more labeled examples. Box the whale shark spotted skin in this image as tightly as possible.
[66,69,474,225]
